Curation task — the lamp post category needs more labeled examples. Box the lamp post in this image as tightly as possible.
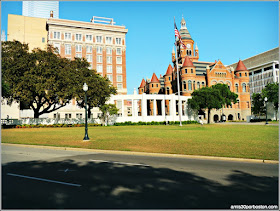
[83,83,90,140]
[264,97,268,125]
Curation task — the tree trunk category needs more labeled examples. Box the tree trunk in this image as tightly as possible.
[34,111,40,119]
[207,109,211,124]
[87,107,92,119]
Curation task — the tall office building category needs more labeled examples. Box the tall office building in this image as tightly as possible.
[22,1,59,19]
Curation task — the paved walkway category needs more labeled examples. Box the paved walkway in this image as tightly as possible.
[215,122,279,126]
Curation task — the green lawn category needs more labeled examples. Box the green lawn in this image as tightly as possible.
[2,124,279,160]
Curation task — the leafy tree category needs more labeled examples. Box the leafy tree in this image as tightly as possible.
[262,83,279,120]
[2,41,76,118]
[100,104,119,126]
[212,83,238,107]
[1,78,10,98]
[188,87,223,124]
[73,58,117,118]
[251,93,265,118]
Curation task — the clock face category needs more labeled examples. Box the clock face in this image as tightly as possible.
[187,44,191,49]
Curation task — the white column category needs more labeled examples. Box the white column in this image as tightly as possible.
[170,94,176,121]
[142,93,147,118]
[162,99,165,117]
[273,62,277,82]
[131,99,135,117]
[121,99,125,117]
[134,99,138,117]
[153,98,156,116]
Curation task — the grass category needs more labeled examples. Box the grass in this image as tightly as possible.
[1,124,279,160]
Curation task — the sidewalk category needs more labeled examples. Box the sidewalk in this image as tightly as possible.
[215,122,279,126]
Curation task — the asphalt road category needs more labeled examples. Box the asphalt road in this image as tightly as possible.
[2,144,279,209]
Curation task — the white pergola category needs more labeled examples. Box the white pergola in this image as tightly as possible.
[109,91,197,123]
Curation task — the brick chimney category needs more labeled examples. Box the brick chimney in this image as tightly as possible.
[50,10,53,18]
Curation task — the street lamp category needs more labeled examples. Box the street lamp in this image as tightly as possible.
[264,97,268,125]
[83,82,90,140]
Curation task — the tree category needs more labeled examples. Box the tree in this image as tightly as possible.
[262,83,279,120]
[1,78,10,99]
[2,41,76,118]
[100,104,119,126]
[188,87,223,124]
[212,83,238,107]
[73,58,117,118]
[251,93,265,118]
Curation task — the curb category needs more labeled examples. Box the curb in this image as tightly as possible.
[2,143,278,164]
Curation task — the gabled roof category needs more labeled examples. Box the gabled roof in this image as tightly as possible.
[182,56,195,67]
[139,79,146,88]
[165,64,173,75]
[150,73,160,83]
[235,59,248,72]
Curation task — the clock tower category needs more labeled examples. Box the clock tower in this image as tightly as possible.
[179,16,199,61]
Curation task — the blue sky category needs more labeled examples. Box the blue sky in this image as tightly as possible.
[1,1,279,94]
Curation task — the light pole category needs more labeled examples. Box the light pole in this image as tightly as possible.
[264,97,268,125]
[83,83,90,140]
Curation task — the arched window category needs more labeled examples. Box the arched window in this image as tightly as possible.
[183,81,187,91]
[188,80,192,90]
[191,69,193,73]
[235,84,238,92]
[197,82,200,89]
[202,82,205,87]
[166,87,170,95]
[193,81,195,90]
[242,83,246,92]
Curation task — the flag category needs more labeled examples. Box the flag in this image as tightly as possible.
[174,18,186,49]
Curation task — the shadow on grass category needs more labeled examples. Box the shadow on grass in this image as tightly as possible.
[2,158,278,209]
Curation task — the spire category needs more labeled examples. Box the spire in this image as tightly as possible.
[150,73,160,83]
[195,43,198,50]
[235,59,247,72]
[139,79,146,88]
[172,47,175,54]
[180,16,192,40]
[182,56,194,67]
[165,64,173,75]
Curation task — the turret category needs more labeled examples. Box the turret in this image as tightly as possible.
[149,73,160,94]
[138,79,146,94]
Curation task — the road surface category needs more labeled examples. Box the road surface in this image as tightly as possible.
[2,144,279,209]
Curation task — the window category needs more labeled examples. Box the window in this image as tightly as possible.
[89,63,92,69]
[86,35,92,42]
[53,43,60,54]
[97,65,103,73]
[247,102,250,108]
[245,72,247,77]
[183,81,187,91]
[96,36,102,43]
[107,74,113,82]
[75,33,82,41]
[106,47,112,55]
[191,69,193,73]
[76,53,82,58]
[106,37,112,44]
[166,87,170,95]
[65,113,72,119]
[117,66,122,73]
[107,65,112,73]
[86,46,92,53]
[242,83,246,92]
[116,56,122,64]
[76,113,82,118]
[193,81,195,90]
[107,56,112,64]
[235,84,238,92]
[116,47,122,55]
[76,44,82,52]
[202,82,205,87]
[117,75,122,82]
[169,76,171,81]
[65,44,71,55]
[239,73,241,77]
[97,46,102,54]
[116,38,122,45]
[65,32,71,40]
[197,82,200,89]
[117,83,123,89]
[97,55,102,63]
[86,55,92,62]
[188,80,192,90]
[53,31,60,39]
[42,37,45,43]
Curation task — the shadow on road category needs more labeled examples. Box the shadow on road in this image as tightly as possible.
[2,158,278,209]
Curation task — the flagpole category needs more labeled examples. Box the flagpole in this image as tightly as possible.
[174,37,183,127]
[174,17,183,126]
